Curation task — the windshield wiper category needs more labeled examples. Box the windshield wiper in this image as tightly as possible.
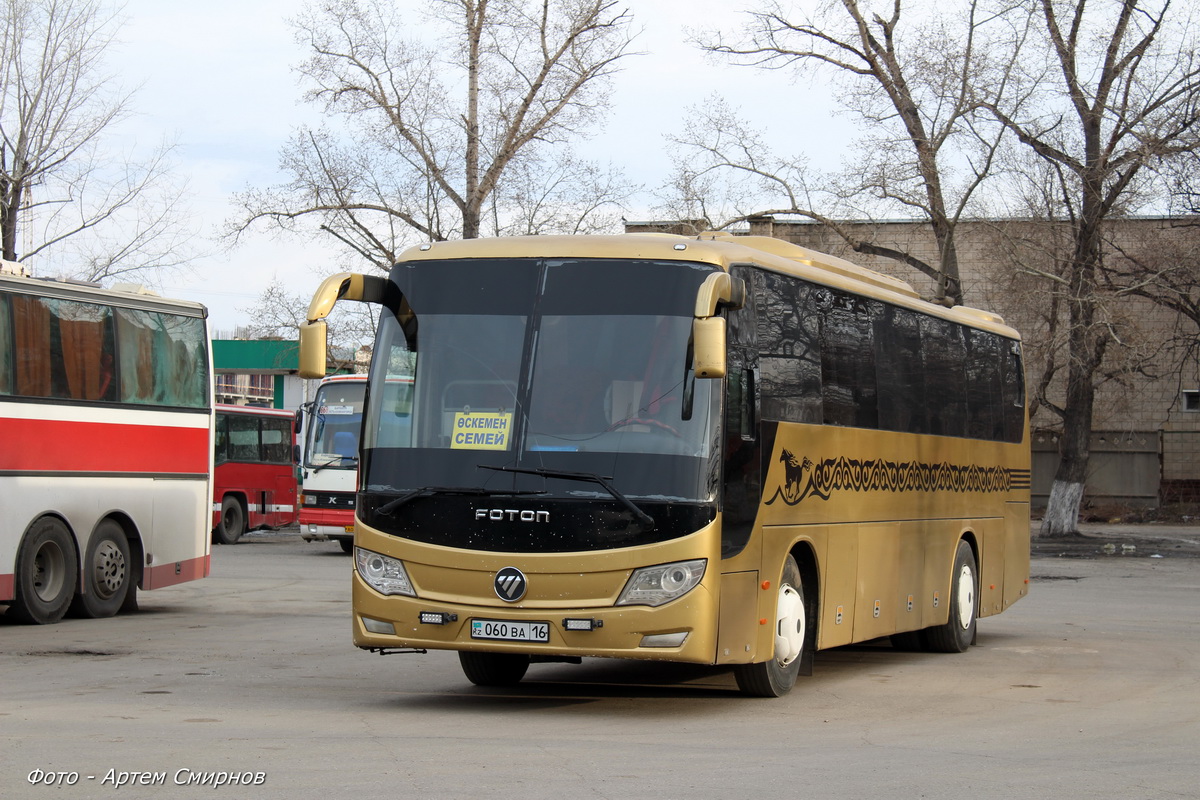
[478,465,655,531]
[312,457,357,473]
[375,485,545,516]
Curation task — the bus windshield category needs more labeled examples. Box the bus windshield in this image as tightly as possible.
[360,257,721,551]
[305,380,367,469]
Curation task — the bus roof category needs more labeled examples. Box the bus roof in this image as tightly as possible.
[395,233,1019,340]
[216,404,295,418]
[0,271,208,318]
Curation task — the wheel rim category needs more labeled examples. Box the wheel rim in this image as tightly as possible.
[954,563,975,630]
[91,539,127,600]
[32,540,67,603]
[774,584,805,667]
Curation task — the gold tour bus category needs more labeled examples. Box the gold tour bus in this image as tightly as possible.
[299,233,1030,697]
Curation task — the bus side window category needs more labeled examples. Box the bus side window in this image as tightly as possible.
[11,294,53,397]
[0,293,11,395]
[227,413,260,462]
[755,271,822,424]
[262,418,293,464]
[215,412,230,464]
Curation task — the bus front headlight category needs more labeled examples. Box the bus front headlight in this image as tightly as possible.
[616,559,706,607]
[355,548,416,597]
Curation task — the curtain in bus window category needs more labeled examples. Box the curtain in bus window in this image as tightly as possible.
[755,270,822,423]
[56,301,115,401]
[115,309,208,408]
[919,315,968,437]
[11,294,53,397]
[0,294,11,394]
[821,291,878,429]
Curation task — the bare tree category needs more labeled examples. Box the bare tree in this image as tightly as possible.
[676,0,1030,306]
[982,0,1200,535]
[0,0,199,283]
[230,0,636,268]
[238,280,378,373]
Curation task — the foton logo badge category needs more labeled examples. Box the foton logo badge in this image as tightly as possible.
[494,567,528,602]
[475,508,550,523]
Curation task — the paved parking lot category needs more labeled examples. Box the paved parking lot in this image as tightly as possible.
[3,530,1199,799]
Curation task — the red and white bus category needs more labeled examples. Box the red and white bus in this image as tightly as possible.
[212,405,299,544]
[298,375,366,553]
[0,264,213,624]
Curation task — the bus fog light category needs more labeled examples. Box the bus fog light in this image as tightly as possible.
[362,617,395,635]
[640,632,689,648]
[563,618,602,631]
[355,547,416,597]
[616,559,706,607]
[419,611,457,625]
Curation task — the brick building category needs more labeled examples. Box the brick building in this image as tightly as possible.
[627,217,1200,507]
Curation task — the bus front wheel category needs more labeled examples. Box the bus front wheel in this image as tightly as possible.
[10,518,79,625]
[735,554,807,697]
[922,539,978,653]
[69,520,131,619]
[214,496,245,545]
[458,651,530,687]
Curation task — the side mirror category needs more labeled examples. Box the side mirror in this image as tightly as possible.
[692,317,727,379]
[299,320,328,379]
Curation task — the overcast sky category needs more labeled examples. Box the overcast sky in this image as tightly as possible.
[103,0,844,334]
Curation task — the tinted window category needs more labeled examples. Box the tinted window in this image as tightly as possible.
[743,267,1022,443]
[756,271,822,423]
[876,305,928,434]
[821,291,877,428]
[918,315,968,437]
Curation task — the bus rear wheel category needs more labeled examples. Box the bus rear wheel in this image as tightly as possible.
[69,520,131,619]
[923,539,978,653]
[735,554,807,697]
[458,651,530,687]
[214,496,245,545]
[10,518,78,625]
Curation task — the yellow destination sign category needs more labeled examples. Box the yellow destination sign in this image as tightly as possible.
[451,411,513,450]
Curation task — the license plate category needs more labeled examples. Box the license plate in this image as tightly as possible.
[470,619,550,643]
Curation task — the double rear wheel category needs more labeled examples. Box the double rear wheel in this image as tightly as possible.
[70,520,132,619]
[10,518,78,625]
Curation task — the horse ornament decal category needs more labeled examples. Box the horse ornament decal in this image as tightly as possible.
[766,449,1029,506]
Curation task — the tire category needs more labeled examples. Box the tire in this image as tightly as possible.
[69,520,131,619]
[10,517,79,625]
[338,537,354,554]
[458,651,530,687]
[734,554,807,697]
[214,496,245,545]
[923,539,978,653]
